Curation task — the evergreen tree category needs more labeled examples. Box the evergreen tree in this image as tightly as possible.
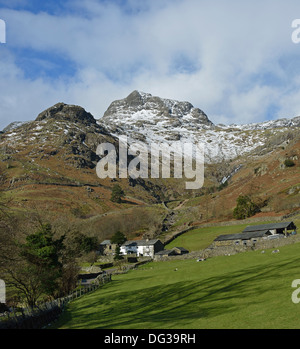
[110,184,125,203]
[110,231,127,245]
[114,245,124,261]
[7,223,65,307]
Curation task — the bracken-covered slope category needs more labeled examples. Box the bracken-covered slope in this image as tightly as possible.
[171,138,300,230]
[0,92,300,242]
[0,102,169,240]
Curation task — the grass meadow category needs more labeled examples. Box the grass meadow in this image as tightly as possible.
[166,218,300,251]
[53,240,300,329]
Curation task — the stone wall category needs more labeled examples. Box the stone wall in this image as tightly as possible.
[154,235,300,262]
[254,234,300,250]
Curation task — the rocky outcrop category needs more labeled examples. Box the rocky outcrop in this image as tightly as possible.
[0,102,117,170]
[99,90,300,164]
[102,90,213,126]
[2,92,300,169]
[36,102,96,126]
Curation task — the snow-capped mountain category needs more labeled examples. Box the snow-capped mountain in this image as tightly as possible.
[98,90,300,163]
[1,90,300,166]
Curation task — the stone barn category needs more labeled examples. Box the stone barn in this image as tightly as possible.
[99,240,117,256]
[213,221,297,248]
[213,230,273,248]
[154,246,189,260]
[242,221,297,236]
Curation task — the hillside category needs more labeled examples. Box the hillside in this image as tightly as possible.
[167,138,300,231]
[0,92,299,243]
[0,103,168,240]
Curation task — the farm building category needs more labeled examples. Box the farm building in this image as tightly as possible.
[213,221,297,248]
[171,247,189,255]
[155,249,178,258]
[214,230,273,247]
[120,239,164,258]
[242,221,297,236]
[99,240,117,256]
[154,247,189,260]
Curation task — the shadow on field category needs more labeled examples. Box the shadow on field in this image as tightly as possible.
[56,256,300,329]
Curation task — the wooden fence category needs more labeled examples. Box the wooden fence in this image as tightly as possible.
[0,274,111,329]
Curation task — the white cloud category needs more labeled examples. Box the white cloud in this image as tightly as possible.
[229,85,279,124]
[1,0,300,129]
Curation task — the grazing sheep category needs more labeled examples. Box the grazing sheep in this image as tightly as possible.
[272,249,280,253]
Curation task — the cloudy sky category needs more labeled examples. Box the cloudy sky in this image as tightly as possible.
[1,0,300,130]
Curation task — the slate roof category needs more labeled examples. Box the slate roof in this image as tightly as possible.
[242,221,296,233]
[100,240,111,245]
[173,247,189,253]
[122,239,161,246]
[214,230,271,242]
[155,249,175,256]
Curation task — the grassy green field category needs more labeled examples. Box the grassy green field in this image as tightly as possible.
[53,241,300,329]
[166,218,300,251]
[165,221,272,251]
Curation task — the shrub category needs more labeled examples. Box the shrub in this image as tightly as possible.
[218,181,228,191]
[233,195,260,220]
[110,184,125,203]
[284,159,295,168]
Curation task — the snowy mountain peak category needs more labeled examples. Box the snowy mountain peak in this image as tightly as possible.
[98,91,300,163]
[2,92,300,166]
[102,90,213,127]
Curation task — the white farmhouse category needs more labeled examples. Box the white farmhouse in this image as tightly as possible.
[120,239,164,258]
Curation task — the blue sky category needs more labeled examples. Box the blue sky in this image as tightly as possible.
[1,0,300,130]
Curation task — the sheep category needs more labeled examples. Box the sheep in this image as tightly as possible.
[272,249,280,254]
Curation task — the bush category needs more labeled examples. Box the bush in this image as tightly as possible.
[284,159,295,168]
[233,195,260,220]
[110,184,125,203]
[218,181,228,191]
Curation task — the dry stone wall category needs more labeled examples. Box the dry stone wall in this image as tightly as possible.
[155,235,300,262]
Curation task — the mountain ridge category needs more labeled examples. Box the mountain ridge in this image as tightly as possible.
[2,89,300,135]
[97,90,300,163]
[1,91,300,166]
[0,90,299,242]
